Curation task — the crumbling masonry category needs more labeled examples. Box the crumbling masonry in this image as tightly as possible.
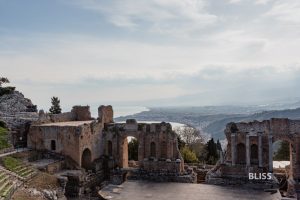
[27,105,184,173]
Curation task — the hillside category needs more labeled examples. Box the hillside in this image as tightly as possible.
[0,90,38,129]
[116,106,300,140]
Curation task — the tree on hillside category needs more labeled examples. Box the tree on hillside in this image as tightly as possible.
[217,139,222,151]
[174,125,204,146]
[0,77,9,86]
[205,138,220,165]
[49,97,62,114]
[0,77,15,96]
[174,125,207,163]
[274,141,290,161]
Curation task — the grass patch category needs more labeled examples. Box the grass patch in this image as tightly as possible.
[2,156,21,171]
[0,127,11,150]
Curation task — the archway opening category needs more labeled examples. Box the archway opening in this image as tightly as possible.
[127,136,139,168]
[161,141,167,159]
[107,140,112,156]
[150,142,156,158]
[51,140,56,151]
[81,148,92,170]
[273,140,291,197]
[237,143,246,164]
[250,144,258,165]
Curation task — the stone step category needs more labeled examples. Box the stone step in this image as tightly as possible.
[20,169,34,178]
[0,175,9,183]
[12,165,23,171]
[1,182,15,198]
[15,167,28,174]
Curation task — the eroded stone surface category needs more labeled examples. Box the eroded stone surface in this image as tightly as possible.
[99,180,282,200]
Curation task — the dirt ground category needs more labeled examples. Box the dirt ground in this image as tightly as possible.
[12,189,46,200]
[12,172,59,200]
[26,171,59,190]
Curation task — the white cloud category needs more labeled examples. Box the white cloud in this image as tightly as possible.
[255,0,273,5]
[265,0,300,23]
[2,0,300,108]
[67,0,217,37]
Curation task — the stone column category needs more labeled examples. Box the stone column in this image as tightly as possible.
[268,135,273,172]
[295,137,300,175]
[231,133,236,166]
[246,135,250,167]
[258,133,263,167]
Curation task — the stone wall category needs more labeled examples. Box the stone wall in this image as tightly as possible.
[222,118,300,196]
[35,105,92,124]
[98,105,113,124]
[102,120,184,173]
[72,106,92,121]
[143,160,182,172]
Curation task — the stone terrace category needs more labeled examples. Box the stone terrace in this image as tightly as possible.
[38,120,94,127]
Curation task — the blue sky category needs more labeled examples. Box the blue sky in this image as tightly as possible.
[1,0,300,111]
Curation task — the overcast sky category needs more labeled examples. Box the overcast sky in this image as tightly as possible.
[1,0,300,111]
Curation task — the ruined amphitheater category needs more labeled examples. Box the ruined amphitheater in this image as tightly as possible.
[1,93,299,199]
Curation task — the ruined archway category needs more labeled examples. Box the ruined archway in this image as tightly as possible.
[150,142,156,158]
[81,148,92,170]
[237,143,246,164]
[161,141,167,159]
[128,137,139,168]
[107,140,112,156]
[250,144,258,165]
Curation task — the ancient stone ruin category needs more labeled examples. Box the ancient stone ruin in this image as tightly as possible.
[0,90,38,148]
[207,118,300,197]
[27,104,190,196]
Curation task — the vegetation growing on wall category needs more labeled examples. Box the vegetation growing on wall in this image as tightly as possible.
[0,127,11,150]
[0,77,15,96]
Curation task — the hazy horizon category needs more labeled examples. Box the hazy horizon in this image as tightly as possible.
[1,0,300,110]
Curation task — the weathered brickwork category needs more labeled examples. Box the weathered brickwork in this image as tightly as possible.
[102,119,184,173]
[27,105,184,174]
[222,118,300,196]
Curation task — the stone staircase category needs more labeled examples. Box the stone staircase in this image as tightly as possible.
[0,169,21,200]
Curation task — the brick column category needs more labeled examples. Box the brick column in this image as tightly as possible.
[246,135,250,167]
[258,133,263,167]
[268,135,273,172]
[231,133,236,166]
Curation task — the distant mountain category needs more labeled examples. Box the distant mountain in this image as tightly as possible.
[198,108,300,140]
[115,106,300,140]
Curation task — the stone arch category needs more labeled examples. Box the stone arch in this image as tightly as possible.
[161,141,167,158]
[120,134,140,168]
[237,143,246,164]
[150,142,156,157]
[51,140,56,151]
[250,144,258,165]
[81,148,92,170]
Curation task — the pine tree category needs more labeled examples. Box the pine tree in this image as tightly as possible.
[217,139,222,151]
[205,138,219,164]
[274,141,290,161]
[49,97,62,114]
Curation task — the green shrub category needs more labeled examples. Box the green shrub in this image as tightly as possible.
[3,156,21,171]
[0,127,11,150]
[180,146,199,163]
